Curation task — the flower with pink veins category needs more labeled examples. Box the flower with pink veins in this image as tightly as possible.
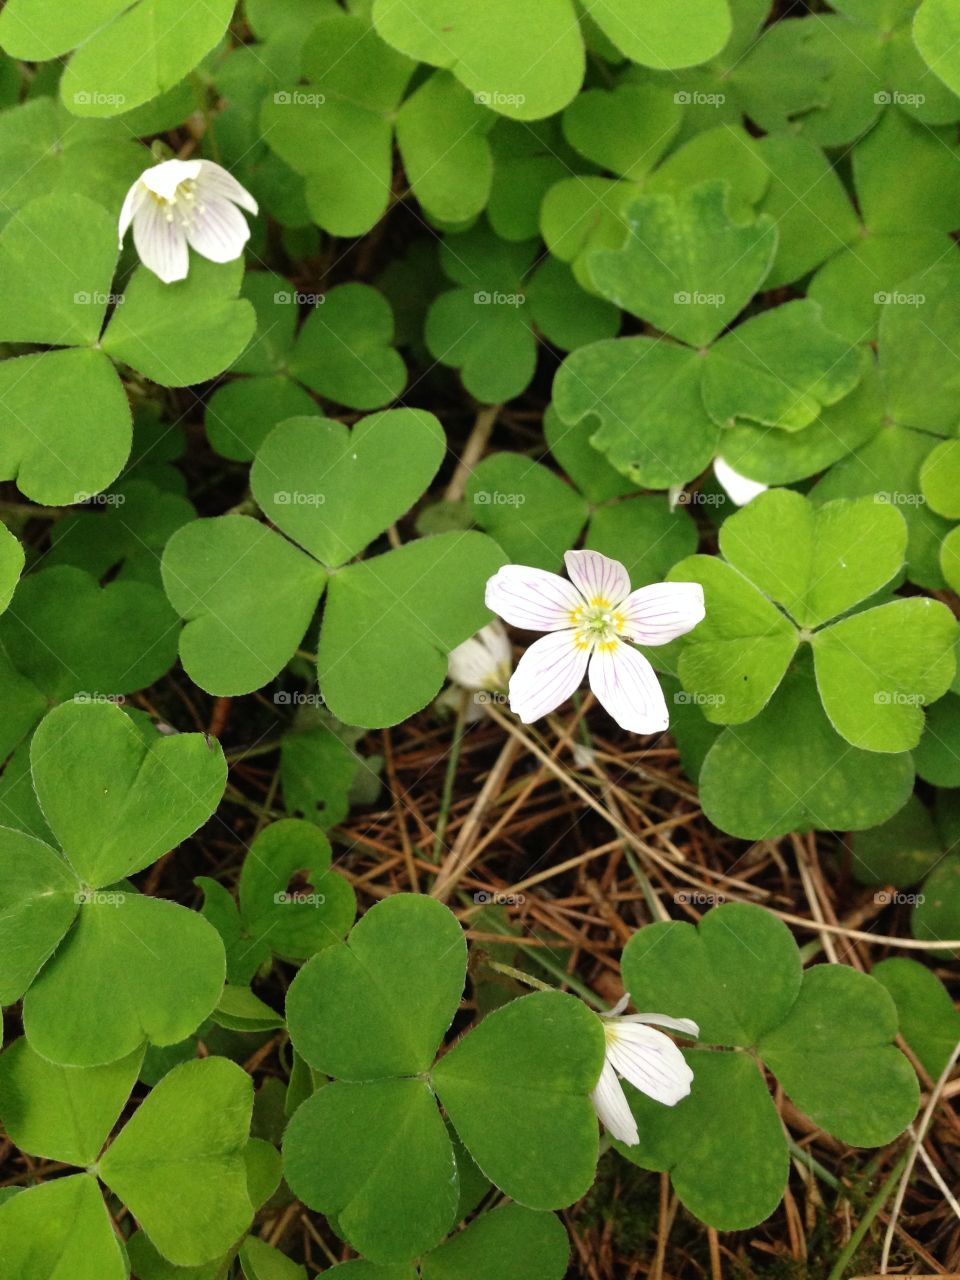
[484,549,705,733]
[118,158,258,284]
[591,996,699,1145]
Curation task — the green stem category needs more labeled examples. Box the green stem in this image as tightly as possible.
[432,690,469,862]
[788,1138,841,1191]
[825,1151,908,1280]
[486,962,554,993]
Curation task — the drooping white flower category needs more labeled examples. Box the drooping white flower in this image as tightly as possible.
[668,458,768,510]
[118,158,258,284]
[591,995,699,1146]
[713,456,768,506]
[484,550,705,733]
[447,620,512,692]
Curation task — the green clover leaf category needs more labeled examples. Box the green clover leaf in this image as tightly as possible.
[668,490,957,753]
[0,700,227,1066]
[164,411,506,726]
[0,1054,254,1270]
[0,0,235,119]
[0,193,253,505]
[616,903,919,1229]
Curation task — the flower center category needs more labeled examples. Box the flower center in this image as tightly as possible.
[570,597,625,652]
[148,178,204,228]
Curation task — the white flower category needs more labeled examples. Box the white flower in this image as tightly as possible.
[668,459,768,510]
[484,550,705,733]
[591,995,699,1146]
[447,620,512,692]
[118,158,258,284]
[713,457,768,506]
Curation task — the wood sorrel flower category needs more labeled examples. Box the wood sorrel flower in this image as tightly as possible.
[118,158,258,284]
[485,550,704,732]
[447,620,512,692]
[591,996,699,1146]
[713,457,768,506]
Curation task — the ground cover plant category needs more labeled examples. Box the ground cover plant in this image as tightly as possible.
[0,0,959,1276]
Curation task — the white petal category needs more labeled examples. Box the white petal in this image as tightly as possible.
[605,1022,694,1107]
[185,195,251,264]
[485,564,584,632]
[591,1057,639,1145]
[118,180,147,247]
[448,620,512,691]
[620,582,705,646]
[139,158,202,202]
[714,457,768,506]
[604,993,632,1018]
[132,200,189,283]
[196,159,259,215]
[588,641,669,735]
[508,629,590,724]
[620,1012,700,1039]
[564,549,631,606]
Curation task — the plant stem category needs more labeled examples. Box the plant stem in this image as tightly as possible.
[432,690,469,862]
